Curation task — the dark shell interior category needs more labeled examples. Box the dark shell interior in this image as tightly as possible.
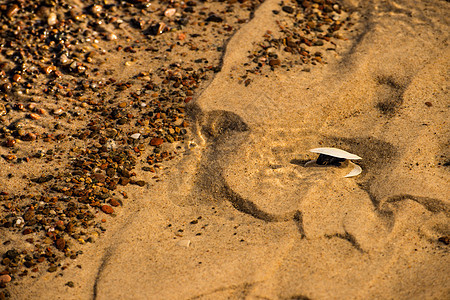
[316,154,346,166]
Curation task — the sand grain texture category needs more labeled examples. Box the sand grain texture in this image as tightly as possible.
[13,0,449,299]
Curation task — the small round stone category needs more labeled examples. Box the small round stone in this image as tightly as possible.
[55,238,66,251]
[47,13,58,26]
[101,205,114,214]
[150,137,164,146]
[12,74,22,82]
[269,59,281,67]
[28,113,40,120]
[0,275,11,283]
[109,199,120,207]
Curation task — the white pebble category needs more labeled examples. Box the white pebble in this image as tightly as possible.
[130,133,141,140]
[15,217,24,227]
[47,12,58,26]
[53,108,64,115]
[164,8,176,17]
[177,239,191,247]
[106,32,117,41]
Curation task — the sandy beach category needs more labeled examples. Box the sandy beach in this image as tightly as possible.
[1,0,449,299]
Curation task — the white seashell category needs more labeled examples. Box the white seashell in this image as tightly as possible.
[309,147,362,160]
[344,161,362,178]
[307,147,363,178]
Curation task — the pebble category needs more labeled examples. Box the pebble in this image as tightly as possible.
[47,266,58,273]
[28,113,40,120]
[47,13,58,26]
[53,108,64,115]
[55,238,66,251]
[206,14,223,22]
[164,8,176,17]
[5,138,16,147]
[177,239,191,247]
[106,32,118,41]
[91,5,102,14]
[22,132,36,142]
[101,205,114,214]
[282,6,294,14]
[150,137,164,146]
[109,199,120,207]
[0,275,11,284]
[269,59,281,67]
[130,133,141,140]
[12,74,22,82]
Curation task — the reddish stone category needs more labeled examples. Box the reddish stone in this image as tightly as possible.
[28,113,40,120]
[101,205,114,214]
[150,137,164,146]
[0,274,11,283]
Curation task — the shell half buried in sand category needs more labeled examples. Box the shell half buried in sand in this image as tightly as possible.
[306,147,363,178]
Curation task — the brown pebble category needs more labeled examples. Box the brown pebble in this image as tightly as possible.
[150,137,164,146]
[43,65,56,75]
[134,180,145,186]
[101,205,114,214]
[5,138,16,147]
[109,199,120,207]
[55,238,66,250]
[119,177,130,185]
[425,101,432,107]
[12,74,22,82]
[0,275,11,284]
[91,5,102,14]
[93,173,106,183]
[47,266,57,273]
[28,113,40,120]
[22,228,33,235]
[269,59,281,67]
[118,102,127,108]
[22,133,36,141]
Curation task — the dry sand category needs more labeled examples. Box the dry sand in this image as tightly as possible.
[10,0,450,299]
